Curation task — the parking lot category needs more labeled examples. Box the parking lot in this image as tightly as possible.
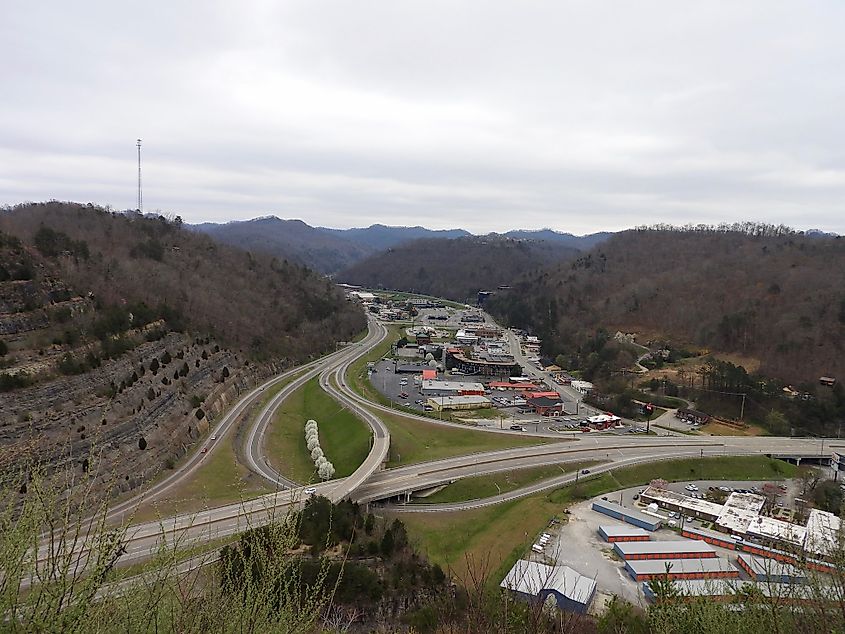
[369,359,647,435]
[541,477,801,608]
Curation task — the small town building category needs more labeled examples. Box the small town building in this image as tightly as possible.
[500,560,596,614]
[528,396,564,416]
[426,395,491,411]
[421,380,485,396]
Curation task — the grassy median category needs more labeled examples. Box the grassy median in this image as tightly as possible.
[398,456,797,586]
[266,376,372,483]
[375,408,560,467]
[411,460,603,505]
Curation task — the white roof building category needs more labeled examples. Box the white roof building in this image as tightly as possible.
[745,515,807,548]
[501,560,596,613]
[715,492,767,534]
[421,380,485,393]
[805,509,841,557]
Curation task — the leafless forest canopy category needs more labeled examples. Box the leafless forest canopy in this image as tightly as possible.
[0,201,365,363]
[488,226,845,383]
[337,235,581,304]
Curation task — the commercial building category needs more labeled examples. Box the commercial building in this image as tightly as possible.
[613,540,717,561]
[445,348,521,377]
[715,492,767,534]
[528,396,565,417]
[426,395,491,411]
[591,500,662,531]
[645,487,840,563]
[805,509,841,558]
[624,557,738,582]
[598,525,651,543]
[525,391,561,400]
[421,380,485,396]
[744,515,806,550]
[640,487,724,521]
[488,381,541,391]
[500,560,597,614]
[570,380,593,394]
[682,526,836,574]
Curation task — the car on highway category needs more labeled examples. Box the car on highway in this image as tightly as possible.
[581,469,591,475]
[210,435,217,441]
[304,487,317,496]
[201,447,208,454]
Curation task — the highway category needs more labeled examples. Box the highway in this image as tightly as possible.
[104,341,362,521]
[242,318,389,488]
[27,307,845,594]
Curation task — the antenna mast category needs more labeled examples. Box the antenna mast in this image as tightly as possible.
[136,138,143,213]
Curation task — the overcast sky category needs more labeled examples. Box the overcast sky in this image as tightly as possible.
[2,2,844,234]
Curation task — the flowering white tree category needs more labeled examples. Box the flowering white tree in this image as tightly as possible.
[303,420,335,480]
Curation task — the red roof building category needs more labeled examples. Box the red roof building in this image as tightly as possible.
[526,391,561,400]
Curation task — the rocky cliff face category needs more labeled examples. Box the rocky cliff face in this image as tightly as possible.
[0,232,284,498]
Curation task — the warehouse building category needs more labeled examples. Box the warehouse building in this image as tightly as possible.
[598,525,651,543]
[426,395,491,411]
[736,554,806,584]
[642,579,833,605]
[614,540,717,561]
[591,500,662,531]
[421,379,485,396]
[500,560,597,614]
[624,557,738,582]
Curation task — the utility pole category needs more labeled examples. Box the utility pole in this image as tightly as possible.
[136,138,143,213]
[739,393,746,421]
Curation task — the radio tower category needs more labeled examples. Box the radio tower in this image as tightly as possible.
[136,138,143,213]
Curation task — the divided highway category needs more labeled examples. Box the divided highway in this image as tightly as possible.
[37,311,845,580]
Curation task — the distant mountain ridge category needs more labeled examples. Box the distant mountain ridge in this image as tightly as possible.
[336,234,581,303]
[194,217,609,274]
[317,224,471,251]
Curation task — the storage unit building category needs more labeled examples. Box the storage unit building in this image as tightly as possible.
[598,525,651,543]
[736,554,806,584]
[614,540,717,561]
[591,500,662,531]
[624,558,738,582]
[681,526,741,550]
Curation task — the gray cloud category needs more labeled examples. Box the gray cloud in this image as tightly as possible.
[2,1,844,233]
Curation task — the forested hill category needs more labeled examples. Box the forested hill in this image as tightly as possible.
[0,202,365,362]
[337,235,580,303]
[486,225,845,383]
[194,216,371,274]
